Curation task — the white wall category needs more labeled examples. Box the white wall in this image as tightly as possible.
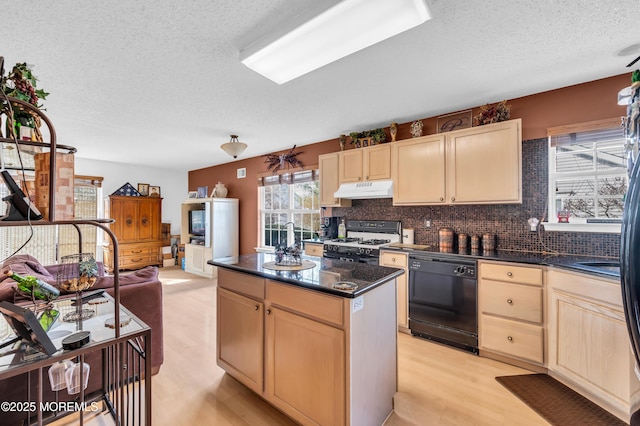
[75,158,188,235]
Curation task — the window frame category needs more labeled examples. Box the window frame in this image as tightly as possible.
[257,172,321,249]
[545,118,626,233]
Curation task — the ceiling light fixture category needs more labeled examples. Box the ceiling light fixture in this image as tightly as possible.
[240,0,432,84]
[221,134,247,159]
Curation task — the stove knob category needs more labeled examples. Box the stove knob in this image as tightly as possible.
[366,248,373,255]
[358,248,365,255]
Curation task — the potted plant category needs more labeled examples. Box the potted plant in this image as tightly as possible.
[1,62,49,140]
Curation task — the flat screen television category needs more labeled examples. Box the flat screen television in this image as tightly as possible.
[188,209,206,236]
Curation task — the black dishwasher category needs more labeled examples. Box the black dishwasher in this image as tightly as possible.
[408,253,478,354]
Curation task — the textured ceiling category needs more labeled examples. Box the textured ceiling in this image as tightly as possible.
[1,0,639,171]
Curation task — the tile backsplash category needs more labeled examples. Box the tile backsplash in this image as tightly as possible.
[333,138,620,258]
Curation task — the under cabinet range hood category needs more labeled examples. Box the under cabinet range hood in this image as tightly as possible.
[334,180,393,199]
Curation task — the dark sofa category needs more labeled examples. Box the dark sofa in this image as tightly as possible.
[0,254,164,425]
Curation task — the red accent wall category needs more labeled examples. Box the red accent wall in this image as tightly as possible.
[189,73,630,254]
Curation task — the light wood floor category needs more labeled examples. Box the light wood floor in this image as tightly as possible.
[59,266,549,425]
[151,267,549,426]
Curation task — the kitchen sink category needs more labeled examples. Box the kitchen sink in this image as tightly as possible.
[571,261,620,276]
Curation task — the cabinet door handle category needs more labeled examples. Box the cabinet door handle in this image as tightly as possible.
[391,257,396,262]
[266,309,271,315]
[131,258,143,262]
[358,177,362,181]
[440,197,444,202]
[507,272,513,277]
[451,197,455,202]
[366,176,369,180]
[507,298,513,305]
[132,250,142,254]
[507,336,513,342]
[254,305,259,311]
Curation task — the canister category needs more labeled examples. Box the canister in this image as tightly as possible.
[458,233,468,251]
[482,233,496,252]
[470,235,480,250]
[402,228,415,245]
[439,227,455,252]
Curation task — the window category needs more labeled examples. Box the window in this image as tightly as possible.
[0,174,103,264]
[548,119,627,229]
[259,170,320,248]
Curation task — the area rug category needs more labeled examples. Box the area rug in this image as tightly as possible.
[496,374,628,426]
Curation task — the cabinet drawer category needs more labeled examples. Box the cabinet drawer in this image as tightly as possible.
[218,269,265,300]
[379,251,408,268]
[480,281,542,323]
[481,315,544,363]
[119,255,160,269]
[480,262,542,286]
[267,280,344,327]
[121,246,158,256]
[304,243,323,257]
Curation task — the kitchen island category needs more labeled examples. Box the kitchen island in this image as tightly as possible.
[209,254,404,426]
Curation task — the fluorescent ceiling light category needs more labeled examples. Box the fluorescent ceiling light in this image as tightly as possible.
[240,0,431,84]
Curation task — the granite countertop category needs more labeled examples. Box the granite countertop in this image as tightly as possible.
[209,253,404,298]
[383,243,620,280]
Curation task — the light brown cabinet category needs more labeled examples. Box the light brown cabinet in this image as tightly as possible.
[391,135,446,204]
[446,119,522,204]
[104,195,163,272]
[379,250,409,332]
[391,119,522,205]
[318,152,351,207]
[217,287,264,394]
[478,261,544,366]
[303,242,323,257]
[547,269,640,422]
[338,144,391,183]
[216,267,397,426]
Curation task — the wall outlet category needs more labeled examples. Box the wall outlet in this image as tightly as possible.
[424,219,431,228]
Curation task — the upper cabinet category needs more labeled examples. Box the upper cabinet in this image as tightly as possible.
[339,144,391,183]
[392,135,446,204]
[446,119,522,204]
[392,119,522,205]
[319,152,351,207]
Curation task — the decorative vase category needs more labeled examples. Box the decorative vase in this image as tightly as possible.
[212,182,228,198]
[390,122,398,142]
[339,134,347,151]
[410,120,423,138]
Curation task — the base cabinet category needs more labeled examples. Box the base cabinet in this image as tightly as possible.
[547,269,640,422]
[478,261,544,367]
[379,250,409,332]
[266,307,345,425]
[184,244,214,277]
[216,288,264,394]
[216,268,396,426]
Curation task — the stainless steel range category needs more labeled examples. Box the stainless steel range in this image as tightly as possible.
[323,220,402,265]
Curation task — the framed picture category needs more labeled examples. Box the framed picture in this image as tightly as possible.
[188,191,198,198]
[197,186,208,198]
[137,183,149,196]
[149,186,161,197]
[437,110,473,133]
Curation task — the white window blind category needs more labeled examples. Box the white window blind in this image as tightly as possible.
[0,174,103,264]
[548,122,627,222]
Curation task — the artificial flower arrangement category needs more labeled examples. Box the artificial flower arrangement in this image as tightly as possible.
[474,100,511,126]
[0,62,49,140]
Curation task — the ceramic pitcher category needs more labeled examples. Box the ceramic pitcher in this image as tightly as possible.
[212,182,228,198]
